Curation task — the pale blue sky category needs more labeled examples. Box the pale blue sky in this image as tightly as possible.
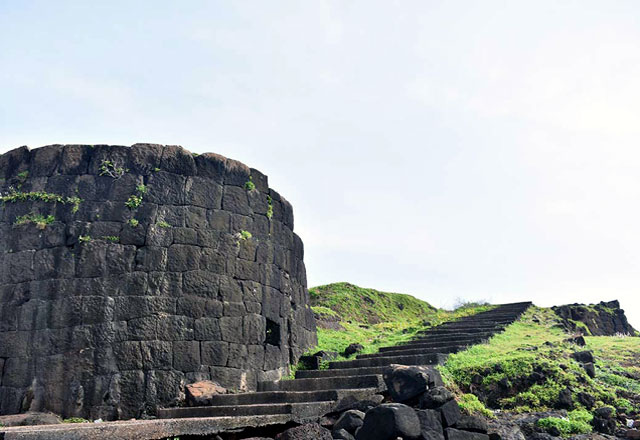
[1,1,639,327]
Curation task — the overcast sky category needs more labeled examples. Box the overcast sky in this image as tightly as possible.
[1,1,639,328]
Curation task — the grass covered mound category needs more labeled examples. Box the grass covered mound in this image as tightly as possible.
[440,306,640,429]
[306,282,494,363]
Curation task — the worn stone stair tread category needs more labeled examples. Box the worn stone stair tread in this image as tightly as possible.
[328,353,448,369]
[406,332,497,343]
[356,345,465,359]
[257,374,385,392]
[379,338,488,351]
[295,365,439,379]
[0,414,295,440]
[188,388,373,406]
[158,400,337,419]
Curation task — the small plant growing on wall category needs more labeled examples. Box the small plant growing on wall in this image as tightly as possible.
[14,213,55,230]
[99,159,128,179]
[244,176,256,191]
[16,170,28,188]
[234,230,252,244]
[266,195,274,219]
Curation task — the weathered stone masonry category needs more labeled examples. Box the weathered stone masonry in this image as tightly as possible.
[0,144,317,420]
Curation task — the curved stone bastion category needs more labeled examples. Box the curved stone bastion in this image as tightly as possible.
[0,144,317,420]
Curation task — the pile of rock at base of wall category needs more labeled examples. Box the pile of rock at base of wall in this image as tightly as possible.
[0,144,317,420]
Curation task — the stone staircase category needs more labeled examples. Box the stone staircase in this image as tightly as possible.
[157,302,532,423]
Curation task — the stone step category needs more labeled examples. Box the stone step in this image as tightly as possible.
[329,353,447,369]
[385,339,489,352]
[356,345,464,359]
[158,400,336,420]
[422,327,504,336]
[169,387,381,409]
[0,414,296,440]
[295,365,440,379]
[404,332,497,343]
[379,337,486,352]
[405,334,497,345]
[257,374,385,392]
[436,320,513,327]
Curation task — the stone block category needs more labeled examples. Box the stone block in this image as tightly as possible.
[173,341,201,372]
[201,341,229,366]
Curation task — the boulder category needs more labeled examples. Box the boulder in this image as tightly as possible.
[383,365,432,403]
[185,380,227,406]
[333,410,365,434]
[583,362,596,378]
[454,415,488,433]
[444,428,490,440]
[593,407,616,435]
[572,351,595,364]
[577,392,596,409]
[438,400,462,428]
[420,387,455,409]
[627,430,640,439]
[355,403,421,440]
[417,409,443,433]
[422,429,446,440]
[276,423,332,440]
[556,387,573,409]
[333,429,356,440]
[565,335,586,346]
[344,343,365,357]
[334,394,384,413]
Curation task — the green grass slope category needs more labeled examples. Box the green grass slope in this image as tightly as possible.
[305,282,494,363]
[440,306,640,434]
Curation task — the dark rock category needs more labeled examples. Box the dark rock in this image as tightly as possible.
[344,343,365,357]
[556,388,573,409]
[355,403,421,440]
[577,392,596,409]
[454,415,488,433]
[383,365,432,403]
[564,335,586,346]
[572,351,595,364]
[498,378,511,390]
[526,372,545,387]
[438,400,462,428]
[333,410,365,434]
[593,407,616,435]
[333,428,356,440]
[276,423,332,440]
[583,362,596,378]
[420,387,455,409]
[417,409,443,433]
[444,428,490,440]
[422,429,446,440]
[333,394,385,413]
[553,301,637,336]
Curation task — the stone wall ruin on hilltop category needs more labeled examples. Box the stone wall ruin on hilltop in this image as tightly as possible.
[0,143,317,420]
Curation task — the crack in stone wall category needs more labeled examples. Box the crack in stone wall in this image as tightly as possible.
[0,144,317,420]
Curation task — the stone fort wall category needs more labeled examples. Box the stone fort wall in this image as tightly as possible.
[0,144,317,420]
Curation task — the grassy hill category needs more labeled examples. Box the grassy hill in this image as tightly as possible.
[305,282,494,363]
[303,284,640,436]
[440,306,640,434]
